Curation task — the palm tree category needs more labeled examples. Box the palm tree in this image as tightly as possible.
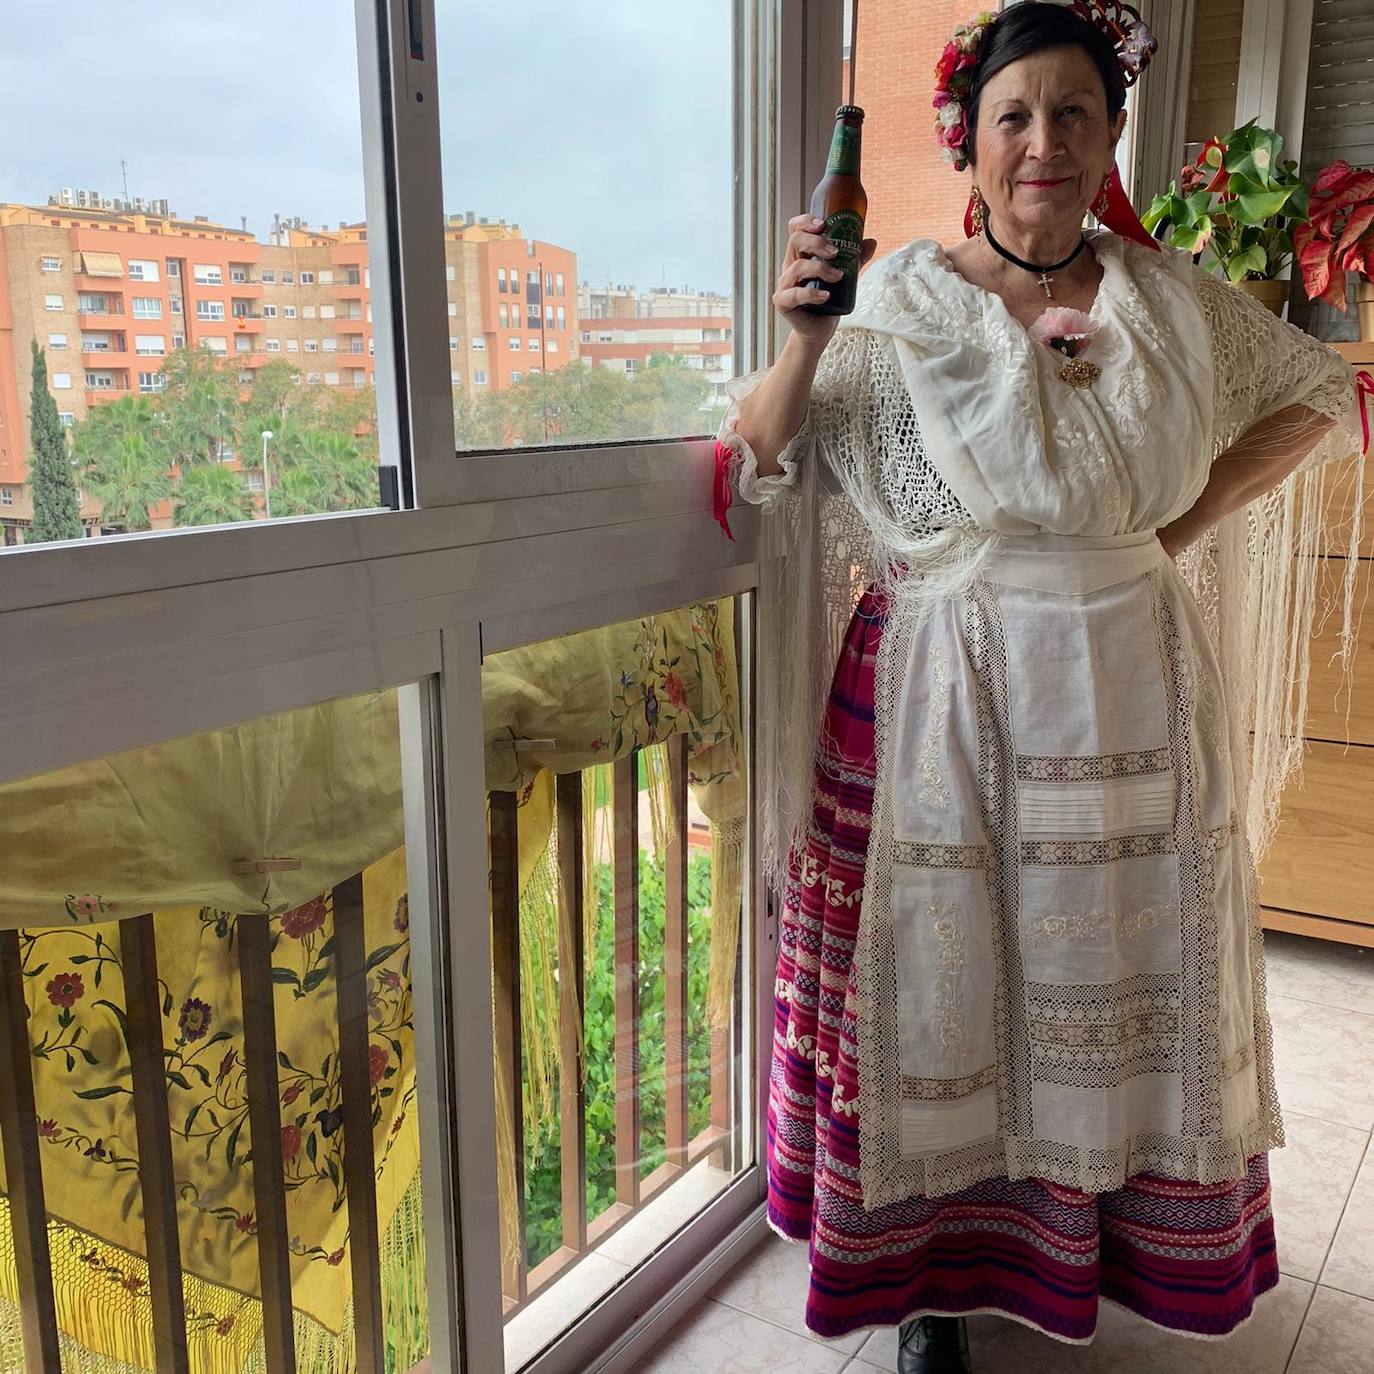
[80,433,174,531]
[280,431,376,513]
[173,463,254,527]
[272,464,325,517]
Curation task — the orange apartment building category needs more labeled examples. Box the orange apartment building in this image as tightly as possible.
[0,197,576,537]
[577,283,733,404]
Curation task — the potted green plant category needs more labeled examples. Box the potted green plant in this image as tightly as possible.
[1294,159,1374,341]
[1143,119,1309,315]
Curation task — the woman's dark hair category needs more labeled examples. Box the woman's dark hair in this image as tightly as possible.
[965,3,1126,166]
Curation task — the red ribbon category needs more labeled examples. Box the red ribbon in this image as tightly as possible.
[713,438,736,541]
[1357,370,1374,455]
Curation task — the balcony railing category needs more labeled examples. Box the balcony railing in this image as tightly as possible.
[487,735,735,1317]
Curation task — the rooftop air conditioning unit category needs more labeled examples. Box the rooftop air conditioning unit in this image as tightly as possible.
[76,190,88,207]
[101,196,114,210]
[134,197,145,212]
[60,187,75,206]
[88,189,102,206]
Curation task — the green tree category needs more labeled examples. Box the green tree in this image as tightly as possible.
[239,356,307,440]
[276,430,376,514]
[155,346,241,467]
[173,463,254,526]
[70,395,172,533]
[24,340,83,544]
[452,389,510,451]
[619,355,713,439]
[502,364,628,447]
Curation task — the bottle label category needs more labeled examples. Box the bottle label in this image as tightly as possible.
[823,209,864,275]
[826,124,861,176]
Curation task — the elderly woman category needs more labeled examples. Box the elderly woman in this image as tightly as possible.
[718,3,1369,1371]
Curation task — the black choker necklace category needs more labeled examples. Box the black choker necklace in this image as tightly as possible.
[984,216,1088,300]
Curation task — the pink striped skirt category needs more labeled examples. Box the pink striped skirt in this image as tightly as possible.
[767,588,1280,1342]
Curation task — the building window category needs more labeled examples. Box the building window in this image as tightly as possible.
[598,332,613,343]
[527,304,540,324]
[243,471,265,493]
[47,333,68,349]
[474,370,487,385]
[528,337,540,351]
[511,371,523,383]
[302,305,317,320]
[306,372,319,383]
[230,268,249,284]
[127,259,159,282]
[556,272,565,295]
[44,293,63,311]
[57,412,74,428]
[509,337,521,352]
[235,337,253,354]
[51,372,71,389]
[581,331,592,342]
[260,268,276,284]
[169,297,183,315]
[322,338,337,352]
[545,272,553,294]
[510,273,520,294]
[472,336,485,351]
[498,268,507,291]
[284,305,297,319]
[449,337,459,351]
[266,338,281,352]
[84,372,113,389]
[304,339,318,352]
[498,304,508,327]
[262,303,277,318]
[172,334,186,350]
[165,259,180,278]
[0,489,11,506]
[286,339,299,352]
[137,371,165,394]
[318,270,333,285]
[300,271,315,285]
[527,270,538,287]
[447,302,457,317]
[132,297,162,319]
[202,337,228,354]
[529,366,541,376]
[40,255,61,273]
[557,307,565,328]
[135,335,166,355]
[450,371,461,385]
[344,267,361,285]
[281,270,295,284]
[319,304,335,319]
[196,300,225,321]
[193,264,222,286]
[324,371,339,385]
[547,338,559,353]
[545,305,554,324]
[446,265,456,282]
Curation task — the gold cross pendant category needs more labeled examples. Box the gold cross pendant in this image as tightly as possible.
[1038,271,1054,298]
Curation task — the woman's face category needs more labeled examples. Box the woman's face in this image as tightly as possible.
[971,45,1126,238]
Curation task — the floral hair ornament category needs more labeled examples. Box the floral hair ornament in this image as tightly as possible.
[933,11,997,173]
[1028,306,1102,389]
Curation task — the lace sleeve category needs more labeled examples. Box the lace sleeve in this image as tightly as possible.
[1192,270,1363,474]
[716,327,875,508]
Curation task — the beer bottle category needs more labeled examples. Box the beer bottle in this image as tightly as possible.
[802,105,867,316]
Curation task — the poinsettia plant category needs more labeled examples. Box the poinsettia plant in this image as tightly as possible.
[1294,160,1374,311]
[1142,119,1309,282]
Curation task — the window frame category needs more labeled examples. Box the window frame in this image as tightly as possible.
[0,1,794,1367]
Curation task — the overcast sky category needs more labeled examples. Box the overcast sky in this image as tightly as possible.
[0,1,733,296]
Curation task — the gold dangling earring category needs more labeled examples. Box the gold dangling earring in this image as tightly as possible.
[970,187,986,236]
[1092,177,1111,221]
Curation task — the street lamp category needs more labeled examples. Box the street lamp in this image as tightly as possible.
[261,430,273,519]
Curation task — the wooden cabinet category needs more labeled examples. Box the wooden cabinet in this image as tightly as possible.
[1259,341,1374,947]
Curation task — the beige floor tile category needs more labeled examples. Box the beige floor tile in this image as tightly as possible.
[852,1275,1311,1373]
[1321,1138,1374,1300]
[1287,1285,1374,1373]
[638,1298,851,1373]
[1268,994,1374,1131]
[1269,1111,1370,1281]
[1262,931,1374,1018]
[709,1232,868,1355]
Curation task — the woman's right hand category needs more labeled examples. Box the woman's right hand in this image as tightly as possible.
[773,214,877,348]
[774,215,845,347]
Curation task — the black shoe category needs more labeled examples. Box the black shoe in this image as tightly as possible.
[897,1314,972,1374]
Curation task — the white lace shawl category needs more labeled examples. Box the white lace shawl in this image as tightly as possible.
[720,232,1367,882]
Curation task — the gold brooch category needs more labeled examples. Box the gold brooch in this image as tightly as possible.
[1057,357,1102,390]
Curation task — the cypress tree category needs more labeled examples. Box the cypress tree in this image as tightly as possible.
[25,339,83,544]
